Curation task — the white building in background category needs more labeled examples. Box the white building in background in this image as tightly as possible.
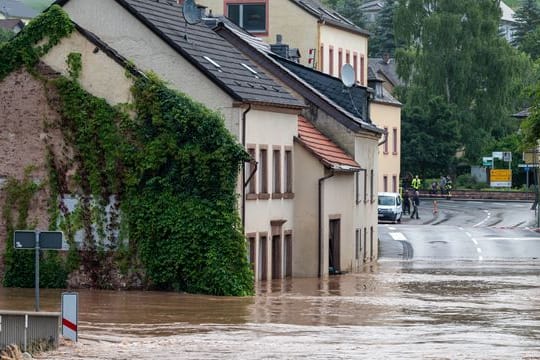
[499,1,517,43]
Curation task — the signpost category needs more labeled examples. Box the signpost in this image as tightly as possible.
[61,292,78,342]
[13,230,63,312]
[490,169,512,187]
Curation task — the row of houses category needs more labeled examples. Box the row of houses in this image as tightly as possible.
[0,0,402,282]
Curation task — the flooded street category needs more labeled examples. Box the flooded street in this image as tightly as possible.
[1,260,538,359]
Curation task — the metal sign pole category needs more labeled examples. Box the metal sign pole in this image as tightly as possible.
[35,231,40,312]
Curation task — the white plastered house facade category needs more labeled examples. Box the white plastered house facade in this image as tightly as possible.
[199,0,400,209]
[55,0,305,282]
[214,23,383,274]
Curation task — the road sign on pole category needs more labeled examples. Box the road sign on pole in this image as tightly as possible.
[39,231,63,249]
[13,230,64,311]
[62,292,78,342]
[14,231,36,249]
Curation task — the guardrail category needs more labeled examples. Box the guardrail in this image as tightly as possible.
[0,310,60,353]
[419,190,535,201]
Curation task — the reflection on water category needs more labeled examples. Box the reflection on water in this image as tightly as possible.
[0,261,537,359]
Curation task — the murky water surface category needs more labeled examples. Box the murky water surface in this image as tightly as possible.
[2,260,539,359]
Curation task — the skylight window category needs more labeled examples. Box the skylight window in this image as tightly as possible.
[203,56,222,72]
[299,1,320,15]
[334,12,355,25]
[319,7,340,21]
[241,63,259,78]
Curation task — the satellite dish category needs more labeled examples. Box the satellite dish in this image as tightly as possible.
[341,63,355,88]
[183,0,202,25]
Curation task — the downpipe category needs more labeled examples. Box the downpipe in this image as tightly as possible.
[241,104,252,231]
[318,170,334,277]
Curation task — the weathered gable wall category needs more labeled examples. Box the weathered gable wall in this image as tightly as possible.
[0,67,69,272]
[41,30,134,106]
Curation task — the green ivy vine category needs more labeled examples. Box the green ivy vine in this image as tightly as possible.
[0,5,254,295]
[2,168,67,288]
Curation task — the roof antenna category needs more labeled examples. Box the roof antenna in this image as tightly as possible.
[183,0,202,25]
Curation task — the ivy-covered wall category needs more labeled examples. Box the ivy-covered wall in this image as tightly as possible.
[0,5,254,296]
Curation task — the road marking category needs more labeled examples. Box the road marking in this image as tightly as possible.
[459,228,484,261]
[388,227,397,230]
[473,211,491,227]
[389,232,407,241]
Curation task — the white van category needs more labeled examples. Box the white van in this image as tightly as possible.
[378,192,403,223]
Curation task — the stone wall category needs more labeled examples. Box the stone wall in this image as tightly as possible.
[0,65,71,275]
[419,189,535,201]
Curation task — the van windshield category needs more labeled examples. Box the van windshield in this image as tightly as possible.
[378,196,395,206]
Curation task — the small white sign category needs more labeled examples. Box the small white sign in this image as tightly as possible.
[62,292,78,342]
[492,151,503,159]
[490,181,512,187]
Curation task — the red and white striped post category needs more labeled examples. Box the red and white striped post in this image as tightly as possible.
[61,292,78,342]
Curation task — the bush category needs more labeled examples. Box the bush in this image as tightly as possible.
[458,174,487,190]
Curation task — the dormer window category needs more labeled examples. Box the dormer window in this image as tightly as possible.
[227,2,267,33]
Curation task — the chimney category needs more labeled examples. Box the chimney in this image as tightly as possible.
[197,4,207,18]
[270,34,290,59]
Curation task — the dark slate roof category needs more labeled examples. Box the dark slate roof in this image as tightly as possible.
[367,65,401,107]
[368,57,402,88]
[0,18,23,31]
[0,0,38,19]
[213,21,382,134]
[289,0,370,36]
[115,0,303,108]
[51,0,303,108]
[271,53,370,122]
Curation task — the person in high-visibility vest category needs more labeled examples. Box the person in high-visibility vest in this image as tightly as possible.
[411,175,422,191]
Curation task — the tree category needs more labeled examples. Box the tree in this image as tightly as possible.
[401,97,460,177]
[394,0,533,163]
[322,0,367,29]
[369,0,399,57]
[512,0,540,48]
[520,75,540,150]
[0,28,14,45]
[519,26,540,60]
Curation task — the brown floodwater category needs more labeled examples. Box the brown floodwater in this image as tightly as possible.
[2,260,539,359]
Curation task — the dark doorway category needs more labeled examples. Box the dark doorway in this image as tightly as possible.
[272,235,282,279]
[260,235,267,281]
[329,219,341,274]
[248,237,256,273]
[285,234,292,277]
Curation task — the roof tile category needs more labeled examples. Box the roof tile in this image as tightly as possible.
[297,115,360,170]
